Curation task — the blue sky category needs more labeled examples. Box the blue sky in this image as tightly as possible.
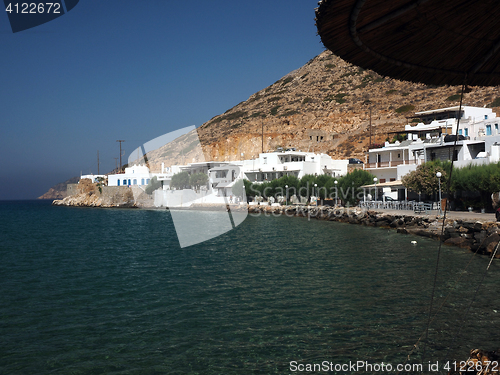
[0,1,323,200]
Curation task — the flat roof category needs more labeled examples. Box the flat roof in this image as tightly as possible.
[414,106,462,115]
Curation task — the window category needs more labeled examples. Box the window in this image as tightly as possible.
[390,178,396,182]
[123,179,127,186]
[128,179,131,186]
[141,178,145,185]
[133,179,137,185]
[453,150,458,161]
[487,124,492,136]
[397,153,400,158]
[496,124,499,133]
[216,170,227,178]
[117,180,120,186]
[263,157,267,164]
[146,179,150,185]
[464,128,469,137]
[380,179,386,183]
[485,115,489,119]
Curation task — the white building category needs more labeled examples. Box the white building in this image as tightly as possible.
[364,106,500,200]
[108,164,152,187]
[104,151,351,204]
[240,151,348,183]
[80,174,106,183]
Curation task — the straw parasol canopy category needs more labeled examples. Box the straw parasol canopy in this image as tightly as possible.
[315,0,500,86]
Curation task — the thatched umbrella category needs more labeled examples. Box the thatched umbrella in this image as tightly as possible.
[316,0,500,86]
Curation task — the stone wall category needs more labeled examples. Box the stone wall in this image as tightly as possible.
[52,180,154,208]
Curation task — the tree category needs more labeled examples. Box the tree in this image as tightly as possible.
[189,173,208,190]
[338,169,374,205]
[451,162,500,209]
[402,161,449,196]
[299,174,317,198]
[232,179,245,198]
[145,176,162,195]
[170,171,190,190]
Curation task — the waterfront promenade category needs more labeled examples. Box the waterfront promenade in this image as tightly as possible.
[374,208,496,223]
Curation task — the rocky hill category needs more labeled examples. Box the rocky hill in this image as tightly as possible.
[142,50,500,170]
[38,176,79,199]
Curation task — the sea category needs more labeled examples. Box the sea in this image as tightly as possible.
[1,200,499,375]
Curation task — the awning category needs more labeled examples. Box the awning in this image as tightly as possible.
[315,0,500,86]
[362,180,405,189]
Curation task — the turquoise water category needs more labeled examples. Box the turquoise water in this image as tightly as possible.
[1,200,499,374]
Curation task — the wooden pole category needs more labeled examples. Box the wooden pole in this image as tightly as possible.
[117,140,125,171]
[369,107,372,148]
[261,120,264,154]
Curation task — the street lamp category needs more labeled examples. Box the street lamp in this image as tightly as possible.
[334,180,338,206]
[285,185,288,205]
[436,172,442,215]
[373,177,378,201]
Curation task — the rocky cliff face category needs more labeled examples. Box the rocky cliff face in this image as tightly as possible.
[141,50,500,171]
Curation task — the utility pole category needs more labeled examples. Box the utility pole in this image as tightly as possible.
[369,107,372,148]
[117,140,125,171]
[261,119,264,154]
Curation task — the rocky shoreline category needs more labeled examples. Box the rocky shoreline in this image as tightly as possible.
[247,204,500,258]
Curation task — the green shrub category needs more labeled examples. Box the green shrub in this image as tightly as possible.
[267,97,281,103]
[446,94,461,101]
[395,104,415,113]
[170,172,190,190]
[280,110,300,117]
[487,97,500,108]
[270,105,281,115]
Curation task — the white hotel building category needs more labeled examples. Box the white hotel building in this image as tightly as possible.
[364,106,500,199]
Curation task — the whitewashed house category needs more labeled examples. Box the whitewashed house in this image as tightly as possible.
[107,164,152,187]
[240,151,348,183]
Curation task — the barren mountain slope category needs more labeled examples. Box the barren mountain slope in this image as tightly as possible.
[144,50,500,171]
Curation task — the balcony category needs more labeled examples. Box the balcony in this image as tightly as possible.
[365,160,417,169]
